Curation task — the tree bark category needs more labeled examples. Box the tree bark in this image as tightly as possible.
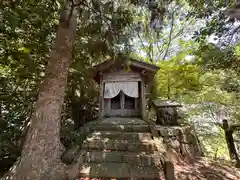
[12,1,80,180]
[222,119,240,168]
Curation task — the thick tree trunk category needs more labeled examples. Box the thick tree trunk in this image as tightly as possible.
[12,2,80,180]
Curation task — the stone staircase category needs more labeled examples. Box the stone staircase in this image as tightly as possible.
[77,118,165,179]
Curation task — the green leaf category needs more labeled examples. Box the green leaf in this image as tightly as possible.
[18,47,31,54]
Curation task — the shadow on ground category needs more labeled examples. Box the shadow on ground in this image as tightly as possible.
[174,158,240,180]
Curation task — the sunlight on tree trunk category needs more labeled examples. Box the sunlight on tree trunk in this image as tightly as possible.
[12,1,80,180]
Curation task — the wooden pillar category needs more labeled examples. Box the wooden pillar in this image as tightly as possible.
[99,75,104,120]
[141,79,146,120]
[120,91,124,116]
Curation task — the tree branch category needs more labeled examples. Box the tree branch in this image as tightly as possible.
[137,31,152,59]
[156,40,166,60]
[231,124,240,130]
[162,12,174,61]
[60,0,82,27]
[228,24,240,45]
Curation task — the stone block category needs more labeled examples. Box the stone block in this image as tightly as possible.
[100,131,122,139]
[115,124,132,131]
[127,143,141,152]
[152,155,162,166]
[102,140,127,151]
[115,141,127,151]
[127,142,156,152]
[122,153,141,164]
[138,132,152,141]
[144,143,157,152]
[164,160,175,180]
[89,163,130,178]
[131,125,149,132]
[141,154,153,166]
[87,140,104,150]
[129,165,161,179]
[123,132,138,140]
[84,152,103,163]
[102,152,122,163]
[125,133,152,143]
[84,152,122,163]
[61,145,80,164]
[94,124,116,131]
[96,123,132,132]
[103,140,116,150]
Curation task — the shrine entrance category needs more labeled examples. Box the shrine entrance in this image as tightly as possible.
[104,81,140,117]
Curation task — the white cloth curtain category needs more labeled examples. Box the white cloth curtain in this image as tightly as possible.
[122,82,138,98]
[104,82,122,99]
[104,82,139,99]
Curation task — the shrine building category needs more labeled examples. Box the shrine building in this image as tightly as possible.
[93,58,159,120]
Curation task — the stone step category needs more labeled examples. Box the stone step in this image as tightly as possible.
[155,125,182,137]
[87,131,153,142]
[83,151,163,166]
[92,124,150,132]
[82,139,157,152]
[79,163,163,179]
[100,117,148,125]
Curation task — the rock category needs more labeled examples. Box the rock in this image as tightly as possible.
[61,145,80,164]
[66,150,86,180]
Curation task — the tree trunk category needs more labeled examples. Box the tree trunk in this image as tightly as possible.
[12,1,79,180]
[222,119,240,168]
[167,74,171,99]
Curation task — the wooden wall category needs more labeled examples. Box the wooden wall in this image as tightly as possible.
[104,93,140,117]
[103,72,141,82]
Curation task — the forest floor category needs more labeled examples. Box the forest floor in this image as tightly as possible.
[76,157,240,180]
[174,157,240,180]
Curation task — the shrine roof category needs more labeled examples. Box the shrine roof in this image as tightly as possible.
[92,58,160,83]
[93,58,159,74]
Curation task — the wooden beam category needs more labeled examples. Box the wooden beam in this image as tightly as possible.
[99,75,104,120]
[141,78,146,120]
[103,72,141,82]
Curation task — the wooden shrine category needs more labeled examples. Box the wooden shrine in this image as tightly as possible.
[93,58,159,120]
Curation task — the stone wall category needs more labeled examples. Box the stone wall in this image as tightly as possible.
[154,125,203,164]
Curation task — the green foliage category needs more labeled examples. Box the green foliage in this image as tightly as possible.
[198,127,229,159]
[1,1,59,176]
[1,0,240,176]
[194,41,240,72]
[134,0,240,163]
[1,0,138,176]
[155,56,202,100]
